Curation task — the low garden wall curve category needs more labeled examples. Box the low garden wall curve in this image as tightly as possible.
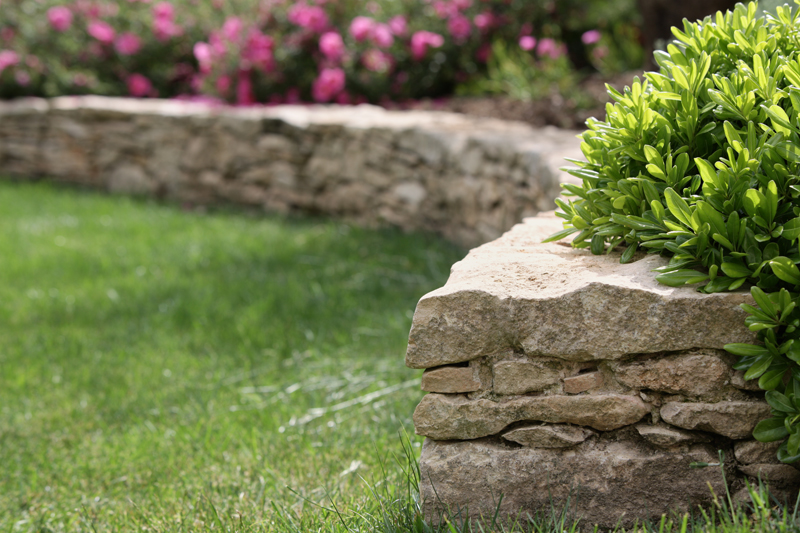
[0,96,578,247]
[407,213,800,528]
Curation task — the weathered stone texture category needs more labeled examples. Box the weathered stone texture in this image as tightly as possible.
[421,366,480,393]
[563,371,603,394]
[492,359,561,395]
[734,440,782,465]
[612,352,734,399]
[413,393,649,440]
[419,437,726,528]
[635,423,710,448]
[502,424,595,448]
[405,215,755,369]
[739,464,800,488]
[0,96,575,248]
[660,401,771,440]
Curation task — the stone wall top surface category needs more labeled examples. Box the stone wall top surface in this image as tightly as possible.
[406,213,757,368]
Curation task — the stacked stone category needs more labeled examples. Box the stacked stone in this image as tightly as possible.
[0,96,579,247]
[406,213,800,528]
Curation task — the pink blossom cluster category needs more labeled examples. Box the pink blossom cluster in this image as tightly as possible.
[0,0,587,105]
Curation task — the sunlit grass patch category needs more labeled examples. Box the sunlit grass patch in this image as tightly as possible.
[0,180,464,531]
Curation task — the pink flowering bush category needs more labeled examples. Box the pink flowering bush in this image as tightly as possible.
[0,0,640,102]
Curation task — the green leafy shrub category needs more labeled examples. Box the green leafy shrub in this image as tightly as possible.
[547,0,800,462]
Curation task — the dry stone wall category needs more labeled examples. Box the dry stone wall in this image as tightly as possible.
[0,96,578,247]
[407,213,800,528]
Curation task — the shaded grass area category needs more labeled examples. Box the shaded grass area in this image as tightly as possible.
[0,180,465,531]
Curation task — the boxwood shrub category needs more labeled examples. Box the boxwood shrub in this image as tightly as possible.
[547,1,800,461]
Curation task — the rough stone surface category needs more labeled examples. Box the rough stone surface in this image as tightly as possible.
[492,359,561,395]
[502,424,595,448]
[739,464,800,488]
[635,423,710,448]
[419,437,726,528]
[413,393,650,440]
[613,352,734,399]
[405,215,755,369]
[660,401,771,440]
[563,372,603,394]
[734,440,782,465]
[421,366,480,393]
[0,96,579,248]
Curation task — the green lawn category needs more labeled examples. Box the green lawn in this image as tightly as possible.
[0,180,464,531]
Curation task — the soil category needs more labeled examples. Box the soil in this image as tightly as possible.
[393,71,643,130]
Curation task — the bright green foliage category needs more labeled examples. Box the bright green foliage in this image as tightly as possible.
[547,1,800,462]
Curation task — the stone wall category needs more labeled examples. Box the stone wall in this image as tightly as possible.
[0,96,578,247]
[406,213,800,528]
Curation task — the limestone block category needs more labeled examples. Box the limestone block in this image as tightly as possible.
[502,424,595,448]
[660,401,770,439]
[419,437,725,529]
[739,464,800,488]
[421,366,480,393]
[108,164,154,195]
[731,370,761,391]
[612,352,733,399]
[406,215,755,369]
[635,423,710,448]
[492,359,561,395]
[734,440,782,465]
[413,393,649,440]
[563,372,603,394]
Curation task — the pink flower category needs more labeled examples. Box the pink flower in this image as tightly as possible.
[388,15,407,36]
[362,49,392,73]
[236,69,254,105]
[582,29,601,45]
[115,32,142,55]
[15,70,30,86]
[242,31,274,71]
[474,11,493,32]
[222,17,242,42]
[349,16,374,42]
[312,67,345,102]
[537,38,565,59]
[371,23,393,48]
[0,50,19,74]
[452,0,471,9]
[152,2,174,20]
[153,17,182,41]
[432,1,453,19]
[127,73,152,97]
[519,35,536,51]
[215,75,231,94]
[288,4,329,33]
[410,31,444,60]
[447,15,471,43]
[88,21,115,44]
[47,6,73,32]
[194,42,213,73]
[319,31,344,60]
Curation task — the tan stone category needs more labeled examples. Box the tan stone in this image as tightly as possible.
[492,360,560,395]
[413,393,649,440]
[734,440,782,465]
[635,423,710,448]
[739,464,800,488]
[502,424,594,448]
[613,352,733,398]
[563,372,603,394]
[660,401,770,439]
[731,370,761,391]
[421,366,480,393]
[419,437,725,529]
[405,216,755,369]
